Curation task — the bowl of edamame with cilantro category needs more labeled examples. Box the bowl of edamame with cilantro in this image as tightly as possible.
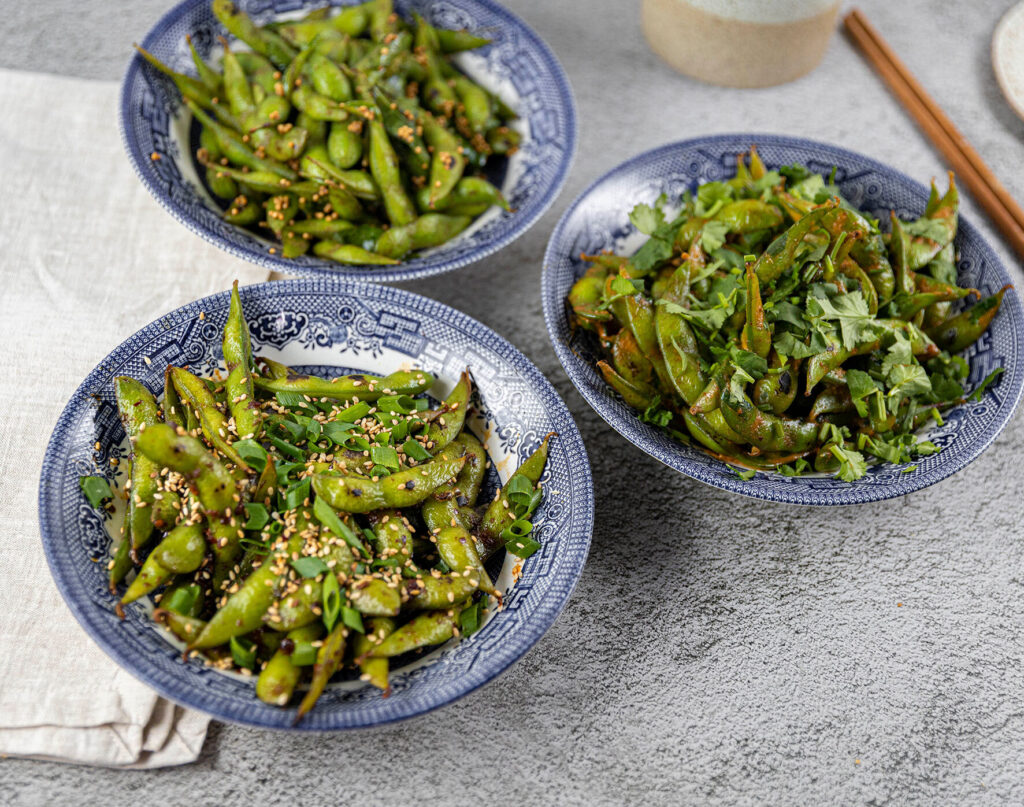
[543,135,1024,505]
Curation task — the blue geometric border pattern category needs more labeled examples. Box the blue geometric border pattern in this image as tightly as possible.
[541,134,1024,506]
[39,279,593,729]
[119,0,577,284]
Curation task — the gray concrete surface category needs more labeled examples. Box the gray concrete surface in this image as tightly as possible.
[4,0,1024,804]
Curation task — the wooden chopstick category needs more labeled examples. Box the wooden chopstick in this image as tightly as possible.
[844,8,1024,258]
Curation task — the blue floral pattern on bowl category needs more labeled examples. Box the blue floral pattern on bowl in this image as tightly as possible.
[542,134,1024,505]
[120,0,577,283]
[39,279,593,729]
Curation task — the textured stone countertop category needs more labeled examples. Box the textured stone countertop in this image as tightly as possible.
[3,0,1024,804]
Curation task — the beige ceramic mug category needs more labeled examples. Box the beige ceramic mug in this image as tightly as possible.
[642,0,841,88]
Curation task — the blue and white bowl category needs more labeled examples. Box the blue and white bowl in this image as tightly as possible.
[39,280,593,729]
[542,134,1024,505]
[120,0,576,283]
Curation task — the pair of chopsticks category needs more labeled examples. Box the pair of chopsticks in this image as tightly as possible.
[844,8,1024,259]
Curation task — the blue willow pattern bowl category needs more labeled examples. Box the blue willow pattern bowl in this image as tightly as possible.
[39,280,593,729]
[542,134,1024,506]
[120,0,577,283]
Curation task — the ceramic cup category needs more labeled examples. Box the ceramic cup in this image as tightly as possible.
[642,0,840,88]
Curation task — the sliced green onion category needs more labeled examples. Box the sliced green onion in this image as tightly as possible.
[233,439,268,472]
[414,397,430,411]
[344,434,372,453]
[314,497,350,542]
[370,465,392,478]
[275,391,315,412]
[377,394,416,414]
[391,419,409,442]
[283,477,311,510]
[243,502,269,531]
[163,584,200,616]
[79,476,112,509]
[274,460,305,481]
[321,421,358,445]
[506,475,532,499]
[502,519,533,539]
[240,536,271,555]
[306,419,323,444]
[272,417,307,443]
[230,636,257,670]
[342,605,364,634]
[337,401,371,421]
[290,556,329,578]
[460,601,483,636]
[322,505,368,557]
[402,438,431,462]
[322,573,341,632]
[370,445,400,471]
[502,520,540,558]
[506,476,541,518]
[504,535,541,559]
[268,435,305,460]
[266,520,285,537]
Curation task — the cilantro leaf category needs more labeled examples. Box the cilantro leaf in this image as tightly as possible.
[789,173,825,202]
[630,209,689,273]
[750,170,782,194]
[968,367,1004,402]
[862,435,906,464]
[846,369,880,417]
[656,281,739,332]
[773,329,829,360]
[710,344,768,380]
[887,364,932,399]
[734,349,769,380]
[929,373,963,404]
[807,291,875,351]
[846,369,879,401]
[779,164,812,184]
[631,234,674,273]
[701,220,731,253]
[881,330,914,378]
[711,247,746,272]
[609,275,641,297]
[640,396,673,427]
[696,182,734,216]
[629,196,667,235]
[661,300,730,331]
[657,300,686,316]
[829,444,868,482]
[904,216,950,243]
[766,300,806,331]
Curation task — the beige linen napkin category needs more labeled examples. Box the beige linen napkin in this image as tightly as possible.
[0,68,268,767]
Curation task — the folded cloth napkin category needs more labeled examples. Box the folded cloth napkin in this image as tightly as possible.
[0,68,267,768]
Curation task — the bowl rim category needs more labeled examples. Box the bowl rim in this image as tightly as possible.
[119,0,578,284]
[38,278,594,729]
[542,132,1024,506]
